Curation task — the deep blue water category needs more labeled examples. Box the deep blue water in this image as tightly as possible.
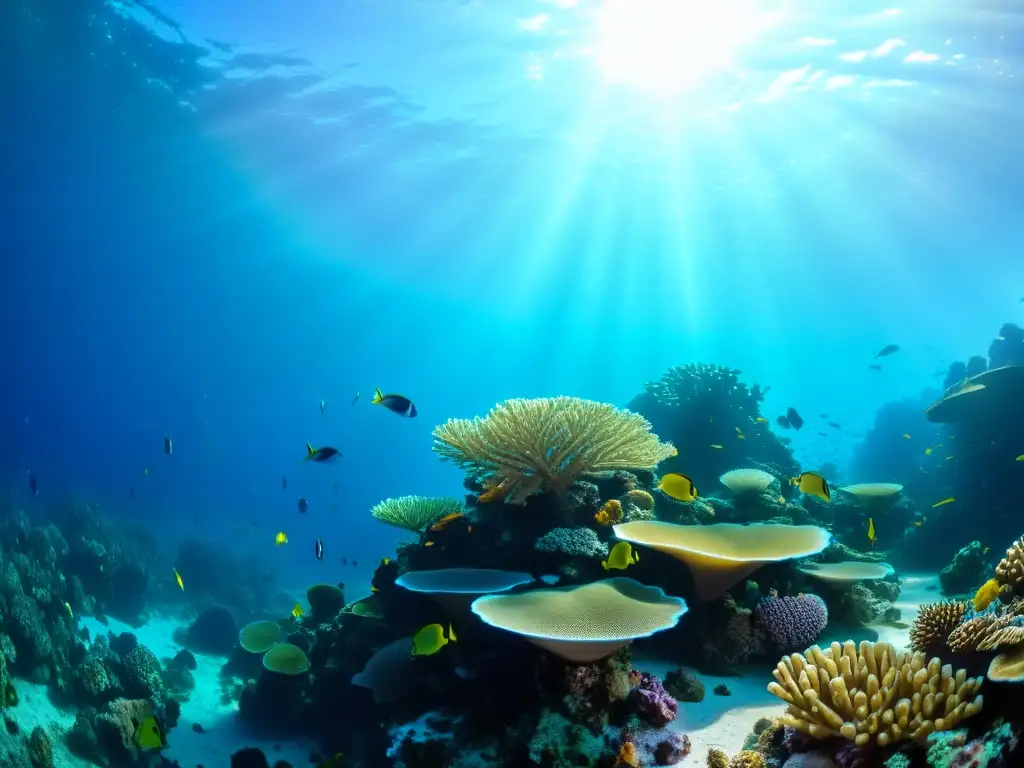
[2,0,1023,590]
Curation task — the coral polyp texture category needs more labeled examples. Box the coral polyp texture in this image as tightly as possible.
[947,605,1024,652]
[639,363,758,408]
[431,396,676,504]
[908,601,968,655]
[470,577,688,662]
[370,495,465,531]
[996,535,1024,597]
[767,640,984,747]
[753,593,828,653]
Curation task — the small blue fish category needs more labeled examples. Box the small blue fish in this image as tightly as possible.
[304,442,341,462]
[315,537,324,561]
[164,433,173,456]
[351,390,360,406]
[539,574,561,586]
[282,475,288,490]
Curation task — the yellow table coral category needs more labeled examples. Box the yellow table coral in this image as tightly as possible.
[766,640,983,747]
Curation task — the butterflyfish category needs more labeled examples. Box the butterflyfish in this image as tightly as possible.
[602,541,639,571]
[594,499,624,526]
[657,473,699,502]
[867,518,876,547]
[371,388,417,418]
[792,471,830,502]
[304,442,341,462]
[932,497,956,508]
[173,568,184,591]
[973,578,1001,612]
[291,603,304,619]
[411,623,456,657]
[134,714,165,750]
[275,531,288,546]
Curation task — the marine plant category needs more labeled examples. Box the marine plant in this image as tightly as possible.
[370,495,465,532]
[432,396,676,505]
[767,640,983,747]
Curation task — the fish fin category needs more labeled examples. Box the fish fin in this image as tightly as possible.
[601,559,608,570]
[372,388,384,404]
[305,442,315,460]
[449,624,457,643]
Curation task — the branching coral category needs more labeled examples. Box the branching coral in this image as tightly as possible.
[995,535,1024,597]
[767,640,983,747]
[370,496,464,532]
[432,396,676,505]
[640,363,764,408]
[909,601,968,656]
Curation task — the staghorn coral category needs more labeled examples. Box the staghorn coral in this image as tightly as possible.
[432,396,676,505]
[370,496,464,532]
[767,640,983,747]
[909,601,968,656]
[996,535,1024,597]
[753,594,828,653]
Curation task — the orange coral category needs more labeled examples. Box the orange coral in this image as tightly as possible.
[615,742,639,767]
[595,499,624,525]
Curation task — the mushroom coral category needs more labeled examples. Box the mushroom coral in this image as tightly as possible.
[262,643,310,675]
[988,644,1024,683]
[396,568,534,595]
[767,640,983,747]
[925,366,1024,424]
[237,620,282,654]
[798,562,895,585]
[612,521,830,601]
[470,577,687,662]
[839,483,903,499]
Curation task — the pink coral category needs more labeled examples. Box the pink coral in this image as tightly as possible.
[628,671,677,726]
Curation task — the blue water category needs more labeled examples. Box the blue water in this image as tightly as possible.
[2,0,1023,590]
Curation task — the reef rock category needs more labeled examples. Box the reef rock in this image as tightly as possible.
[939,540,988,595]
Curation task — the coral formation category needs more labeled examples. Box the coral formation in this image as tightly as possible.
[908,601,969,656]
[767,640,983,747]
[939,541,989,595]
[753,594,828,653]
[996,536,1024,597]
[370,496,465,532]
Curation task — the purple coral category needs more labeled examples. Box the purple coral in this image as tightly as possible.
[753,593,828,653]
[629,672,677,726]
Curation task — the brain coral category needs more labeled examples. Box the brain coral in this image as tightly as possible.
[753,594,828,653]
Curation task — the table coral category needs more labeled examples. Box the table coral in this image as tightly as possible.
[767,641,983,747]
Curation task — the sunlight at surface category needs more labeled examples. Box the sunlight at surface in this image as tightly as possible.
[593,0,770,93]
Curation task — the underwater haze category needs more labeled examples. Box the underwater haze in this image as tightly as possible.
[2,0,1024,765]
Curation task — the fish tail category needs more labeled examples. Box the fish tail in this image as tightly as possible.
[371,388,384,404]
[304,442,315,460]
[449,625,457,643]
[601,560,608,570]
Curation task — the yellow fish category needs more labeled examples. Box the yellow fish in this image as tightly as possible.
[173,568,184,591]
[657,473,699,502]
[602,541,639,571]
[1016,455,1024,461]
[735,427,745,439]
[710,444,724,449]
[984,547,990,555]
[902,434,911,439]
[792,471,831,502]
[867,517,876,548]
[64,602,73,620]
[945,456,954,461]
[133,714,165,751]
[777,495,785,504]
[913,521,922,527]
[291,603,304,619]
[594,499,624,526]
[924,448,933,455]
[381,557,391,566]
[932,497,956,508]
[755,417,768,424]
[275,531,288,546]
[411,623,456,657]
[973,578,1000,612]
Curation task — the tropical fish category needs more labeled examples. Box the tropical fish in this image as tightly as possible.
[320,398,326,414]
[735,427,745,439]
[602,541,639,571]
[867,518,876,547]
[282,475,287,489]
[275,531,288,546]
[1016,455,1024,461]
[304,442,341,462]
[424,541,435,547]
[292,603,305,619]
[594,500,624,526]
[924,448,933,455]
[946,456,954,462]
[173,568,184,591]
[133,714,165,750]
[429,512,466,531]
[913,521,923,527]
[411,623,456,657]
[341,557,348,565]
[973,578,1000,612]
[754,417,768,424]
[932,497,956,508]
[164,433,173,456]
[351,391,360,406]
[792,471,830,502]
[477,478,508,503]
[776,407,804,430]
[64,602,73,620]
[828,422,841,430]
[657,473,698,502]
[539,574,561,586]
[371,388,417,418]
[874,344,900,358]
[868,364,882,371]
[777,495,785,504]
[27,470,37,496]
[710,444,724,449]
[817,432,828,437]
[143,467,148,476]
[315,537,324,561]
[381,557,391,566]
[298,497,309,514]
[902,434,911,439]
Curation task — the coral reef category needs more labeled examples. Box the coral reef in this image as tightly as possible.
[940,542,990,596]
